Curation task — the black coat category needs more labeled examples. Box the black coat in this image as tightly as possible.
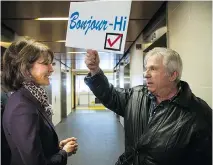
[85,70,212,165]
[2,87,67,165]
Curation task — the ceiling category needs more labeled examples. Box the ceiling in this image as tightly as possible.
[1,1,164,70]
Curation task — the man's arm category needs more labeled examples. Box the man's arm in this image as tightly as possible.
[84,49,134,117]
[85,68,132,117]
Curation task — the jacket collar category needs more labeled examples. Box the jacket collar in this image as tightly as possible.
[172,81,192,108]
[145,81,192,108]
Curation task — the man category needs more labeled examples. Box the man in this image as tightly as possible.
[84,47,212,165]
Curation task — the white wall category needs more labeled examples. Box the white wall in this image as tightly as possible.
[168,1,212,107]
[119,64,125,127]
[130,35,144,87]
[66,70,72,116]
[51,59,62,125]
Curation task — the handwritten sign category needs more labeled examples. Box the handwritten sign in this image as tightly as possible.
[65,1,132,54]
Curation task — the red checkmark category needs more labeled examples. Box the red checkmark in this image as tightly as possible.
[107,34,123,47]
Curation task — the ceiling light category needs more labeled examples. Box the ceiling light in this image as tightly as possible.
[56,40,66,42]
[0,41,11,48]
[35,17,68,21]
[67,52,87,54]
[67,52,107,54]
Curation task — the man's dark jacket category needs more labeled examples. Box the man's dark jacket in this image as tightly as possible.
[2,87,67,165]
[85,70,212,165]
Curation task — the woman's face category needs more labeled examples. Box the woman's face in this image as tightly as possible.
[30,55,54,86]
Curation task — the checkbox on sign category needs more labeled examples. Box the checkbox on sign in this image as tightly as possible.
[104,33,123,51]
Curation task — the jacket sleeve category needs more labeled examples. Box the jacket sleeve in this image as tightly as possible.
[179,97,212,165]
[10,102,67,165]
[84,69,132,117]
[183,129,212,165]
[190,101,212,165]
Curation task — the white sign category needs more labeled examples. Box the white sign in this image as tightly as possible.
[65,1,132,54]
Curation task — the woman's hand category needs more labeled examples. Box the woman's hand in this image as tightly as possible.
[59,137,77,149]
[62,141,78,156]
[60,137,78,156]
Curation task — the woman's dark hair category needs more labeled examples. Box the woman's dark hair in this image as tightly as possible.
[2,37,54,92]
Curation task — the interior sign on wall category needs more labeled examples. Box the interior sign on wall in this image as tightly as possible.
[65,1,132,54]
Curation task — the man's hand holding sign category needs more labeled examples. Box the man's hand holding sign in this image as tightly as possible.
[85,49,100,76]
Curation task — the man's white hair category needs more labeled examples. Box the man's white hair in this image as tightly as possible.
[144,47,183,83]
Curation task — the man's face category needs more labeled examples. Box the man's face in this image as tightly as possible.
[144,55,171,95]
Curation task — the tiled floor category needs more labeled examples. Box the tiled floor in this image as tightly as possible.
[55,110,125,165]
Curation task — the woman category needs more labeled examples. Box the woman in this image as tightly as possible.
[2,37,78,165]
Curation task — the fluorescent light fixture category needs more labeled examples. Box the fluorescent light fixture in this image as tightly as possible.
[67,51,107,54]
[35,17,68,21]
[67,52,87,54]
[56,40,66,42]
[0,41,11,48]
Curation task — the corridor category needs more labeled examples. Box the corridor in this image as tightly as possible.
[55,110,125,165]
